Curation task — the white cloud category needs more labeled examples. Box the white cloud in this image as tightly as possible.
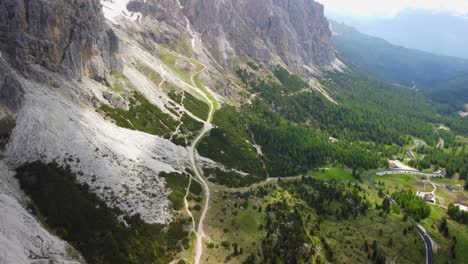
[316,0,468,17]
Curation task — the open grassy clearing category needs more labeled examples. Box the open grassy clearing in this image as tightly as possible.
[451,220,468,263]
[372,173,467,207]
[158,48,192,85]
[372,173,427,192]
[202,188,265,264]
[135,62,163,87]
[307,167,355,181]
[431,176,466,187]
[420,205,455,263]
[109,71,132,94]
[434,187,468,207]
[193,71,220,111]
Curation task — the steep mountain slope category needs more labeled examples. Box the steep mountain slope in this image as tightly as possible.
[127,0,337,73]
[331,21,468,88]
[0,0,202,261]
[0,0,344,261]
[0,0,121,80]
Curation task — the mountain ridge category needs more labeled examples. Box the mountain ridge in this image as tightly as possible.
[330,20,468,88]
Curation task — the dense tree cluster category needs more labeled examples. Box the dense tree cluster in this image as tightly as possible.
[392,190,430,221]
[262,204,317,264]
[256,177,377,263]
[427,74,468,114]
[448,204,468,226]
[246,67,443,145]
[199,99,384,185]
[16,162,189,264]
[293,177,370,219]
[411,146,468,179]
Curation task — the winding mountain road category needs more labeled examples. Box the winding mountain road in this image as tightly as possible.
[367,170,434,264]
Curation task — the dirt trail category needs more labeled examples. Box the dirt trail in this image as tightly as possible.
[183,62,217,264]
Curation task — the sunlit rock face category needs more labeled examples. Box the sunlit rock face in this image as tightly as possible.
[0,0,121,80]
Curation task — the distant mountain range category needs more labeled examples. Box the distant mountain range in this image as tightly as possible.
[330,9,468,59]
[331,20,468,88]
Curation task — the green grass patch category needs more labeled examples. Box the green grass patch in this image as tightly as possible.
[183,92,209,121]
[307,167,355,181]
[136,62,163,87]
[168,90,183,105]
[159,49,192,85]
[180,113,204,133]
[420,206,455,262]
[175,38,194,57]
[452,221,468,263]
[189,179,202,196]
[168,90,209,121]
[204,167,264,188]
[193,72,219,111]
[101,91,178,138]
[109,71,133,93]
[372,173,424,191]
[202,189,265,263]
[161,172,190,211]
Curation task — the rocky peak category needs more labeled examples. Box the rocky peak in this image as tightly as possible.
[183,0,334,68]
[0,0,121,81]
[127,0,334,71]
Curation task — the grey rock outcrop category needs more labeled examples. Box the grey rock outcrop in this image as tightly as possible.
[0,63,24,111]
[128,0,334,71]
[183,0,334,68]
[0,0,122,81]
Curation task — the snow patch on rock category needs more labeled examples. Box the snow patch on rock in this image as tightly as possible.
[101,0,143,24]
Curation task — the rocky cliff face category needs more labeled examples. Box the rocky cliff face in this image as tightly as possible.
[128,0,334,71]
[0,0,121,81]
[0,1,126,262]
[184,0,334,67]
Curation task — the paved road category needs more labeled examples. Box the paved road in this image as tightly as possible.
[367,170,434,264]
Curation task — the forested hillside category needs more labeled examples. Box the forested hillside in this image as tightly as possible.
[331,21,468,88]
[426,74,468,114]
[199,65,468,187]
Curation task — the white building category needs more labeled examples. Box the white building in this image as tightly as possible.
[455,204,468,212]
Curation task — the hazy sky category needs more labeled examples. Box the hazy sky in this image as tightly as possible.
[316,0,468,17]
